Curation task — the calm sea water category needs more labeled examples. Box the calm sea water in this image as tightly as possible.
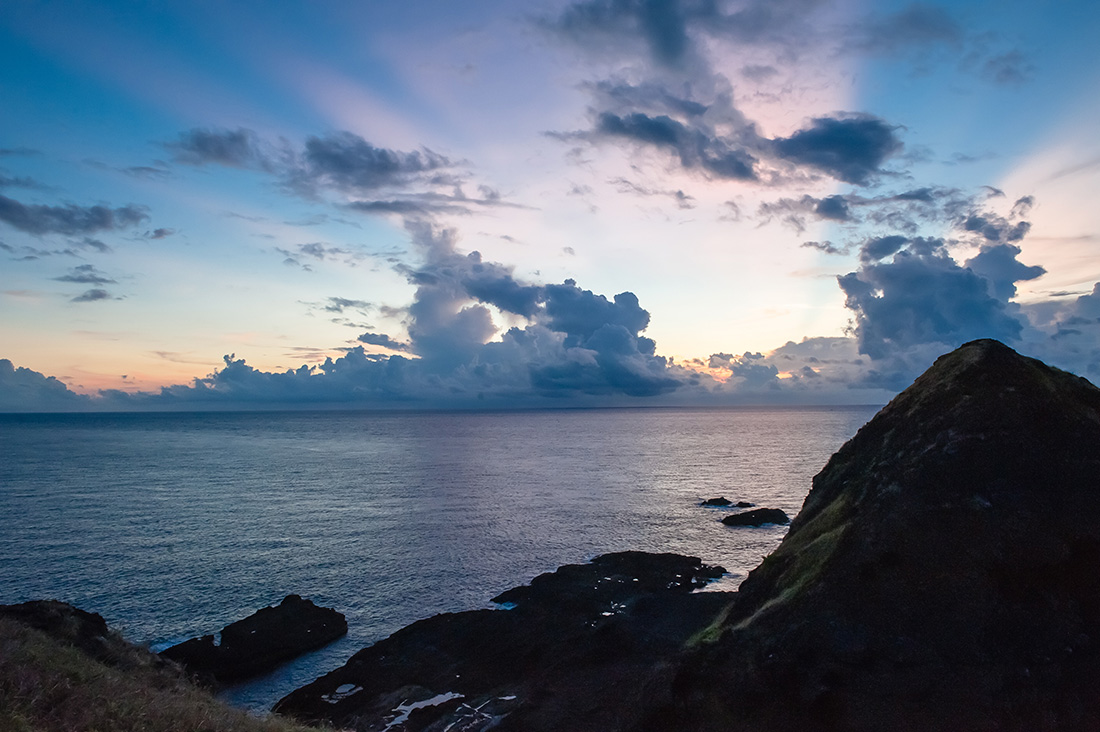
[0,406,877,710]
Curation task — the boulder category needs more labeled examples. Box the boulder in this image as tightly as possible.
[735,501,755,508]
[720,507,789,526]
[700,497,732,506]
[161,594,346,684]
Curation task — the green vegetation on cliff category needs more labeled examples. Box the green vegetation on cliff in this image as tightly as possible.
[0,603,321,732]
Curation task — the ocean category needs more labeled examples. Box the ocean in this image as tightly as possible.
[0,405,878,711]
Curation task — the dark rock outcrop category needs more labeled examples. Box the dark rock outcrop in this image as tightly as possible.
[275,552,727,731]
[644,339,1100,731]
[735,501,755,508]
[161,594,346,684]
[720,508,789,526]
[701,497,732,506]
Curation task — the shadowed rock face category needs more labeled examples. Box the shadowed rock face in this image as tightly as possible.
[161,594,347,684]
[644,339,1100,731]
[274,552,728,732]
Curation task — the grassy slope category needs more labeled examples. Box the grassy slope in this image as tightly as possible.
[0,617,323,732]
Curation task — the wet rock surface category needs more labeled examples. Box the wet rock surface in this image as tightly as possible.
[161,594,347,684]
[274,552,729,731]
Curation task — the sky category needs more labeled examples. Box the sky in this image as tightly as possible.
[2,0,1099,411]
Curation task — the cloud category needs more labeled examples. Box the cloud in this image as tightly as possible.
[565,77,902,187]
[0,174,43,190]
[0,194,149,235]
[839,236,1036,361]
[168,128,268,168]
[323,297,372,314]
[288,131,452,196]
[146,228,175,239]
[771,115,902,186]
[165,128,510,219]
[593,111,759,180]
[852,4,961,53]
[71,288,114,303]
[357,332,412,352]
[53,264,116,285]
[981,50,1033,85]
[0,359,89,412]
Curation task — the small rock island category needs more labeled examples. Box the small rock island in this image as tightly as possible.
[161,594,347,684]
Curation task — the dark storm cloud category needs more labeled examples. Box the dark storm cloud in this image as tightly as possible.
[54,264,116,285]
[71,288,113,303]
[772,116,902,186]
[0,194,149,235]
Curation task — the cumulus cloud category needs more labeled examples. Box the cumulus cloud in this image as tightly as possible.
[0,359,89,412]
[836,197,1044,377]
[0,194,149,235]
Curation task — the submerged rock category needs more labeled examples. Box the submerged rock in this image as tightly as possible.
[161,594,346,684]
[644,339,1100,731]
[720,508,789,526]
[275,552,728,731]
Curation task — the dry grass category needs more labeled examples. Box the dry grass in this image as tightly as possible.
[0,617,326,732]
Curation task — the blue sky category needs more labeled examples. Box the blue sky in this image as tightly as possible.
[2,0,1099,411]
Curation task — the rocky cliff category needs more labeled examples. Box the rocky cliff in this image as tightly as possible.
[646,339,1100,731]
